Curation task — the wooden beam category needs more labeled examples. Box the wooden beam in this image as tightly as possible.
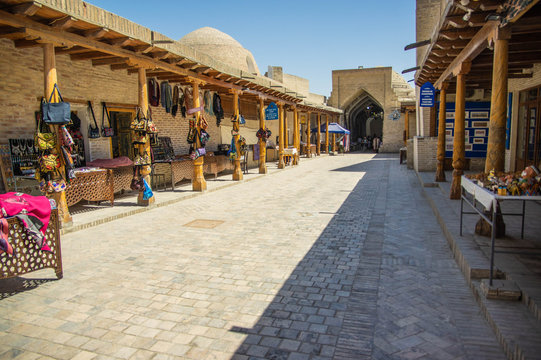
[10,2,41,16]
[109,36,132,47]
[435,21,498,89]
[83,27,109,39]
[110,63,132,70]
[92,56,129,66]
[0,26,26,39]
[55,45,85,54]
[439,28,478,41]
[50,16,77,30]
[13,38,41,47]
[70,51,111,60]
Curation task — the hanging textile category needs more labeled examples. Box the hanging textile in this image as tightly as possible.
[148,78,160,107]
[160,81,172,113]
[213,93,224,126]
[171,85,179,117]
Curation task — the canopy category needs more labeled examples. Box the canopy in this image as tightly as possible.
[311,122,350,134]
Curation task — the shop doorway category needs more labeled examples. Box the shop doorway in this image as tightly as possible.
[109,108,135,160]
[516,87,541,170]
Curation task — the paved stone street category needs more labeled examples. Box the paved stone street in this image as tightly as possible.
[0,153,505,359]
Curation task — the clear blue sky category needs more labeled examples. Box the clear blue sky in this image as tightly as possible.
[89,0,416,97]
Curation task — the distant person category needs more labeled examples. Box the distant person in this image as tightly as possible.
[373,136,381,153]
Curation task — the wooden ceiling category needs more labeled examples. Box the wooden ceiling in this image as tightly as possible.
[0,0,339,114]
[415,0,541,91]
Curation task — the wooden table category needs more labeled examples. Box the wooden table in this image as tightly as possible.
[460,176,541,285]
[65,169,114,206]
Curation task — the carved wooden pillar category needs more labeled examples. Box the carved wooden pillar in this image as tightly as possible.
[284,108,289,148]
[137,68,156,204]
[232,90,243,180]
[191,80,207,190]
[485,30,510,173]
[306,112,311,158]
[317,113,321,156]
[278,103,285,169]
[293,107,299,165]
[450,63,470,200]
[259,97,267,174]
[43,43,73,225]
[436,83,448,182]
[325,114,329,153]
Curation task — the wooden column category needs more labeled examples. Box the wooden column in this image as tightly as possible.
[278,103,285,169]
[259,97,267,174]
[232,90,243,180]
[316,113,321,156]
[43,43,72,225]
[435,83,448,182]
[325,114,329,153]
[137,68,156,204]
[306,112,311,158]
[404,110,410,145]
[293,107,299,165]
[284,108,289,148]
[191,80,207,190]
[485,30,510,173]
[332,133,336,153]
[450,63,470,200]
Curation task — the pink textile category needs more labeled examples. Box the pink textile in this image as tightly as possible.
[87,156,134,169]
[0,193,51,236]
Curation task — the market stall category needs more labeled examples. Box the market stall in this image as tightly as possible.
[460,168,541,286]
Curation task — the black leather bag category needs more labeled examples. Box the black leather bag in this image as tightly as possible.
[87,101,101,139]
[101,102,114,137]
[41,84,71,125]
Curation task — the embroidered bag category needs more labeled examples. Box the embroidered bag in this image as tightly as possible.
[200,129,210,146]
[35,113,56,150]
[41,84,71,125]
[87,101,100,138]
[101,102,114,137]
[39,154,60,172]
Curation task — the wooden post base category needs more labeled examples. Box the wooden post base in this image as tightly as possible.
[192,158,207,191]
[435,160,446,182]
[51,192,72,227]
[449,169,463,200]
[278,157,285,169]
[233,159,243,180]
[475,204,506,238]
[259,163,267,174]
[293,155,298,165]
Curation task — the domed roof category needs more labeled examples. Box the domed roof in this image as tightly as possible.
[179,27,260,76]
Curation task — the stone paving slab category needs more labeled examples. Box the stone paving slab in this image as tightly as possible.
[0,153,507,359]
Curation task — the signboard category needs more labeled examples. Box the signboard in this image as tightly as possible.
[265,102,279,120]
[420,82,435,107]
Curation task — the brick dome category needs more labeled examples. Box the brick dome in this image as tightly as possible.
[179,27,260,75]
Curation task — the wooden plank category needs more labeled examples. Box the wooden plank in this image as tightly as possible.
[13,38,41,47]
[109,36,132,46]
[0,26,25,39]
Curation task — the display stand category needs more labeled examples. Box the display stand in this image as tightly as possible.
[460,175,541,285]
[0,209,62,279]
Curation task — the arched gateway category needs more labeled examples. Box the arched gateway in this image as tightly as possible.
[342,89,384,141]
[328,67,416,152]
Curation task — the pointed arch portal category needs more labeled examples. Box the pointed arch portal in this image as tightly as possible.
[343,89,384,142]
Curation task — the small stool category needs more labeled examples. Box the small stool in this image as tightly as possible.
[399,147,407,164]
[151,173,166,191]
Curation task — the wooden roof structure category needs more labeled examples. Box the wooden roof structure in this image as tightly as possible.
[414,0,541,91]
[0,0,341,115]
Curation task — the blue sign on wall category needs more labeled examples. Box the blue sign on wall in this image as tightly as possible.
[265,102,279,120]
[420,82,435,107]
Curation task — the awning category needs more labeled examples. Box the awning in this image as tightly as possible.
[311,122,350,134]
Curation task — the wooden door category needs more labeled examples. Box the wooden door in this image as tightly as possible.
[109,109,135,160]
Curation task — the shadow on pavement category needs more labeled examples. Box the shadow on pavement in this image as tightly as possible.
[0,276,58,300]
[230,157,385,359]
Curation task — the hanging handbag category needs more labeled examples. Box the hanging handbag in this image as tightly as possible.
[88,101,101,139]
[101,102,114,137]
[35,113,56,150]
[200,129,210,146]
[41,84,71,125]
[190,147,206,160]
[187,118,196,144]
[39,154,60,172]
[133,132,148,144]
[142,178,153,200]
[130,167,144,191]
[146,109,158,134]
[199,115,209,130]
[239,114,246,125]
[133,147,151,166]
[130,107,147,131]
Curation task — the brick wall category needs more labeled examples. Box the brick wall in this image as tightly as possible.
[413,136,437,172]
